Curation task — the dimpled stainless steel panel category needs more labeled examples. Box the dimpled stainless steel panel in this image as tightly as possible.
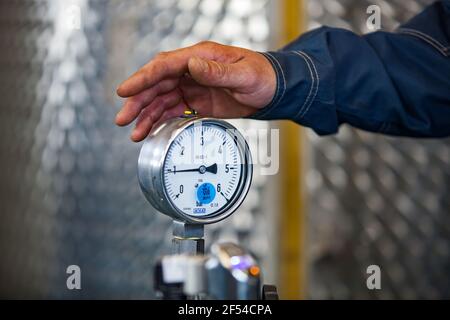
[306,0,450,299]
[0,0,273,298]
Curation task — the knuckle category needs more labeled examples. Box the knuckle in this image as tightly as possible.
[131,93,144,105]
[151,96,162,107]
[155,51,170,59]
[141,70,152,86]
[137,66,152,85]
[212,61,227,78]
[159,93,172,105]
[147,111,154,124]
[155,59,169,75]
[197,40,211,47]
[159,91,179,105]
[196,40,217,49]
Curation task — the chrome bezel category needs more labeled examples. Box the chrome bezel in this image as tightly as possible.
[138,117,253,224]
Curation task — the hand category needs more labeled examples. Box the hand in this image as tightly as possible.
[115,41,276,142]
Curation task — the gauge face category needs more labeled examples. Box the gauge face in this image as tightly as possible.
[162,121,248,218]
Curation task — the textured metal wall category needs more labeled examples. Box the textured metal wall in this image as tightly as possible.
[0,0,274,299]
[305,0,450,299]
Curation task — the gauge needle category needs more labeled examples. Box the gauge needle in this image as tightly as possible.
[170,163,218,174]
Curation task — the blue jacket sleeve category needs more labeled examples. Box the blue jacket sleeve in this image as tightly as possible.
[249,0,450,137]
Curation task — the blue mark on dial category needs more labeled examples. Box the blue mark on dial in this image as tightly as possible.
[196,182,216,205]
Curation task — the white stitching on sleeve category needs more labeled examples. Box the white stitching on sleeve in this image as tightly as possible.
[295,51,320,119]
[265,52,287,105]
[298,51,320,118]
[399,28,450,50]
[398,28,449,57]
[292,51,315,119]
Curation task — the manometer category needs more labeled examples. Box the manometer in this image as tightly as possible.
[138,117,252,224]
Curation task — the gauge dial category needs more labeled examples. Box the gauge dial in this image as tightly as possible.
[163,121,245,217]
[138,117,252,224]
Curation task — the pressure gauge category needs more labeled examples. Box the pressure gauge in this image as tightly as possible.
[138,117,252,224]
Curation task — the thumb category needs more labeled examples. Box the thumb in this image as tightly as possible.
[188,56,245,88]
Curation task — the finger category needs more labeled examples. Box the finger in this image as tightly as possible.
[115,78,179,126]
[178,79,213,115]
[117,48,196,97]
[116,42,238,97]
[180,79,258,118]
[154,103,187,127]
[131,90,182,142]
[179,76,210,100]
[187,56,250,90]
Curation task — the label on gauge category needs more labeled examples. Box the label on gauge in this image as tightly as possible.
[196,182,216,205]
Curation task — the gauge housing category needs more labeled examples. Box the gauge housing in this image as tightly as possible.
[138,117,253,224]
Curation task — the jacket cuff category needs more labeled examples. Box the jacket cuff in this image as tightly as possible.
[248,50,338,135]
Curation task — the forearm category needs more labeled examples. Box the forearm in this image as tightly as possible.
[250,1,450,137]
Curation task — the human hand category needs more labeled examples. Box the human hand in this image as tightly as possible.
[115,41,276,142]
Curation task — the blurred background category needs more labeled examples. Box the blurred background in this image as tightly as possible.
[0,0,448,299]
